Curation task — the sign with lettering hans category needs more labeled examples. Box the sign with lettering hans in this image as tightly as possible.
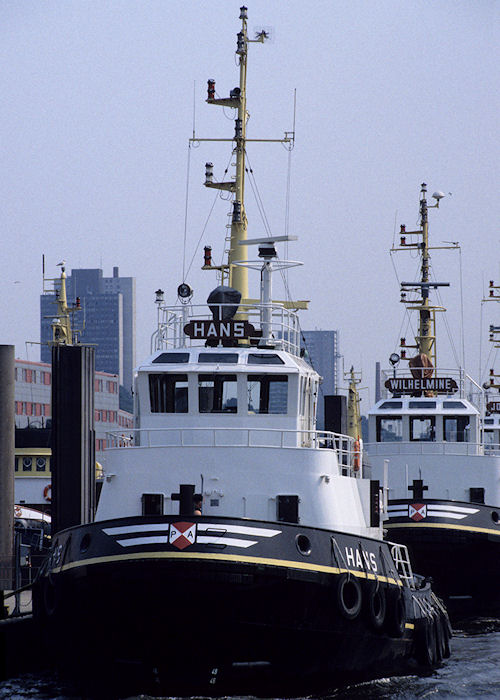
[184,319,256,340]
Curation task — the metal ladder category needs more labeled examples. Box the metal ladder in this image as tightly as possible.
[389,542,415,589]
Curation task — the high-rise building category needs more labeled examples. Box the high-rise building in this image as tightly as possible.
[40,266,136,391]
[301,329,339,430]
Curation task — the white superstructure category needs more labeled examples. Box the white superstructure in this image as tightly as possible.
[98,307,379,536]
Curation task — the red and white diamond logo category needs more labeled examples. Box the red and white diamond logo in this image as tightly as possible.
[408,504,427,521]
[169,522,196,550]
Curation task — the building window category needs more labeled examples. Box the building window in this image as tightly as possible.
[149,374,188,413]
[410,416,435,441]
[247,375,288,414]
[198,374,237,413]
[376,416,403,442]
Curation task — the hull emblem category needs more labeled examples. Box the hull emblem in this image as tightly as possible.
[169,522,196,549]
[409,504,427,521]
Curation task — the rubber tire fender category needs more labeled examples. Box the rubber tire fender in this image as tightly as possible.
[366,585,386,630]
[416,619,437,667]
[440,614,451,658]
[43,576,58,617]
[385,589,406,638]
[337,574,362,620]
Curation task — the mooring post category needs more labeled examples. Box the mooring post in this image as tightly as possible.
[0,346,15,619]
[51,344,96,535]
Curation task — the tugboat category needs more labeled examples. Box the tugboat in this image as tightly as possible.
[366,184,500,620]
[34,10,450,695]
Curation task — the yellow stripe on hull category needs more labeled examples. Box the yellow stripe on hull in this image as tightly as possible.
[52,550,402,586]
[386,521,500,537]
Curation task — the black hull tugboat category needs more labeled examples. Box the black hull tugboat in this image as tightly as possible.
[366,184,500,620]
[34,9,450,696]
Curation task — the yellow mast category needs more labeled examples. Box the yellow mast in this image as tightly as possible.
[229,9,249,297]
[195,7,293,301]
[45,262,81,346]
[346,366,362,441]
[391,183,454,367]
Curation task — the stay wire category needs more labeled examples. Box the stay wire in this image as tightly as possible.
[245,151,293,303]
[182,142,192,282]
[184,152,234,280]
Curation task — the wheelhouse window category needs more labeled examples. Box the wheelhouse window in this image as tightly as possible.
[484,430,496,451]
[198,374,237,413]
[247,353,284,365]
[443,401,466,409]
[410,416,435,441]
[198,353,239,363]
[444,416,470,442]
[152,353,190,364]
[376,416,403,442]
[149,374,188,413]
[247,375,288,414]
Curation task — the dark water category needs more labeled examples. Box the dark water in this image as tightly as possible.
[1,621,499,700]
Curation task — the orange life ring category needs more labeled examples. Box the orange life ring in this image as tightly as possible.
[353,439,361,471]
[44,484,52,502]
[14,505,22,518]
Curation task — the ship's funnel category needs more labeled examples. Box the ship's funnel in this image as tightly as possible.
[207,286,241,321]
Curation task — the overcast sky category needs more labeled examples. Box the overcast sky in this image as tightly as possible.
[1,0,498,405]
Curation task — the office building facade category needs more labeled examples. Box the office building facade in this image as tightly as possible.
[40,266,136,391]
[301,329,339,430]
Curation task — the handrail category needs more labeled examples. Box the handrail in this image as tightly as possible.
[365,440,485,457]
[379,366,486,407]
[105,427,361,476]
[151,302,302,356]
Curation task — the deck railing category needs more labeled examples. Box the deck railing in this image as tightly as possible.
[365,441,485,457]
[106,427,361,477]
[151,302,302,357]
[380,366,485,409]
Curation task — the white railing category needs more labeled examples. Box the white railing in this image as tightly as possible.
[380,366,485,409]
[389,542,415,589]
[365,441,484,457]
[151,302,302,357]
[484,442,500,456]
[105,427,361,476]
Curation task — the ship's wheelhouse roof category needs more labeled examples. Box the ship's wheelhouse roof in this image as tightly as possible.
[368,396,479,417]
[136,347,318,377]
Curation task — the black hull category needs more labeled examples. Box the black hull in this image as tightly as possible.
[34,515,450,696]
[386,498,500,620]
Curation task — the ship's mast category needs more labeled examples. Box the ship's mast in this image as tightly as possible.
[195,7,294,301]
[415,184,433,360]
[393,183,454,367]
[230,9,249,298]
[44,262,81,346]
[346,366,362,441]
